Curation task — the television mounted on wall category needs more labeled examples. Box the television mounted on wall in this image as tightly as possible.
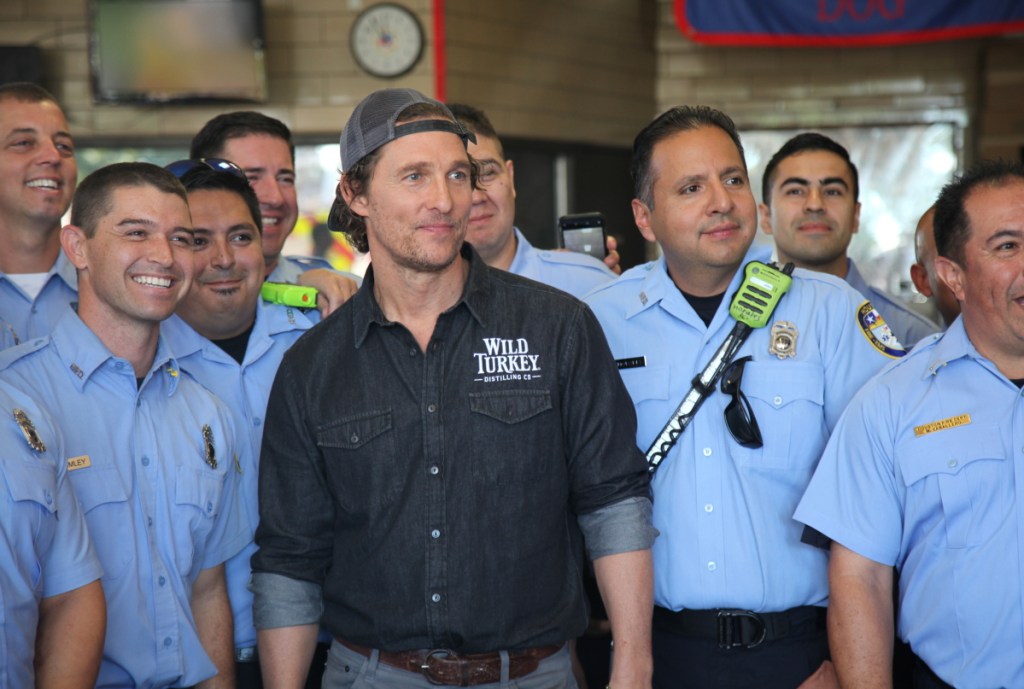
[89,0,267,104]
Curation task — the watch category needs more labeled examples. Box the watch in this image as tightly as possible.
[350,3,425,79]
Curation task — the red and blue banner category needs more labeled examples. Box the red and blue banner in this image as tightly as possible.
[676,0,1024,46]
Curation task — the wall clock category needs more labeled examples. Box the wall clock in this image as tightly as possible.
[350,3,425,79]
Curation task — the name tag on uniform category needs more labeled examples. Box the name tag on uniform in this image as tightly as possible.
[67,455,91,471]
[615,356,647,370]
[914,414,971,437]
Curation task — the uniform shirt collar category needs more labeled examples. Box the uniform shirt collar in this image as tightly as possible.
[51,308,180,394]
[351,242,488,348]
[923,316,1004,382]
[507,227,533,275]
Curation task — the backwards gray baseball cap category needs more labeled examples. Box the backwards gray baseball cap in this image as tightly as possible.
[328,88,474,232]
[339,87,474,172]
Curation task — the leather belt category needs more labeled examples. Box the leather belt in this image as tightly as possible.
[336,638,563,686]
[653,605,827,650]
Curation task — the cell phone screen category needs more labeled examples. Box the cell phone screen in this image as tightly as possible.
[561,226,606,260]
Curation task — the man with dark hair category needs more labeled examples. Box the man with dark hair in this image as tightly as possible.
[0,377,105,689]
[760,132,939,346]
[0,162,249,689]
[586,105,897,689]
[0,82,78,341]
[190,111,360,312]
[161,159,322,688]
[796,160,1024,688]
[910,204,959,328]
[445,103,617,297]
[253,88,655,689]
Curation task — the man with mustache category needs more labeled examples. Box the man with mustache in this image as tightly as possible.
[760,133,939,347]
[586,105,897,689]
[0,162,249,688]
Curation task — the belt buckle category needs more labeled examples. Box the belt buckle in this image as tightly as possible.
[421,648,458,685]
[716,609,766,650]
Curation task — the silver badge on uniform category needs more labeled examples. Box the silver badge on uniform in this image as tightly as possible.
[769,321,798,359]
[202,424,217,469]
[14,408,46,453]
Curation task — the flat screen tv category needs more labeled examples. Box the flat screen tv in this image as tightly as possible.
[89,0,267,104]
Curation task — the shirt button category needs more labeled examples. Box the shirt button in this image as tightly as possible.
[350,433,359,443]
[141,456,150,466]
[427,404,437,413]
[31,306,37,313]
[947,459,958,468]
[704,504,713,513]
[44,490,53,505]
[409,348,417,357]
[147,517,153,527]
[429,465,440,476]
[253,417,262,426]
[431,529,441,539]
[163,637,173,647]
[206,501,214,513]
[431,593,441,603]
[158,576,166,586]
[702,448,712,457]
[707,561,717,571]
[773,395,783,406]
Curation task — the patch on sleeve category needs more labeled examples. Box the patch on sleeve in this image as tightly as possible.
[856,302,905,358]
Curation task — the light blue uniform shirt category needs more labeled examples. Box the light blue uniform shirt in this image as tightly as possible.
[846,259,939,348]
[0,252,77,341]
[795,318,1024,688]
[268,254,362,287]
[508,228,615,298]
[0,310,250,689]
[585,245,897,613]
[0,380,102,689]
[162,300,318,652]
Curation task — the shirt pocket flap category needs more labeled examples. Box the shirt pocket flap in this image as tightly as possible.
[900,425,1004,487]
[175,466,226,518]
[619,364,670,403]
[469,390,552,424]
[741,361,824,409]
[318,410,393,450]
[2,460,57,514]
[69,465,129,512]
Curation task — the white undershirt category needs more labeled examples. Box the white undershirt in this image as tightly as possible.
[8,272,49,300]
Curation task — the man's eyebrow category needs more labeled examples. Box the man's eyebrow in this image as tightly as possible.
[780,176,810,187]
[820,177,849,189]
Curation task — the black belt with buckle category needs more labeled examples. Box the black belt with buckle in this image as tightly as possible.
[653,605,827,650]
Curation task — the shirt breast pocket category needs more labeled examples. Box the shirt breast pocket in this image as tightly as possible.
[736,361,828,470]
[900,426,1009,549]
[69,465,133,580]
[2,460,58,590]
[469,390,553,483]
[317,409,397,511]
[173,466,227,574]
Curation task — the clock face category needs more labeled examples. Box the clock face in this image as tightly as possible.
[350,3,425,79]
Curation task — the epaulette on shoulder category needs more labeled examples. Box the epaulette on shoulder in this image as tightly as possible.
[0,337,50,370]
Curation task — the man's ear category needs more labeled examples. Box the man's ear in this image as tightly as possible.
[60,224,89,270]
[852,201,861,236]
[506,159,516,200]
[340,177,368,218]
[759,202,774,236]
[909,262,933,297]
[934,256,966,304]
[632,198,656,243]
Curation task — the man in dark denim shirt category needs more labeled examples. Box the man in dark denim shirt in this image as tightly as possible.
[251,88,656,689]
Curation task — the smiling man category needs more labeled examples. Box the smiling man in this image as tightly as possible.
[760,133,939,347]
[585,106,897,689]
[0,162,249,689]
[161,160,320,688]
[0,83,78,341]
[796,161,1024,688]
[251,88,655,689]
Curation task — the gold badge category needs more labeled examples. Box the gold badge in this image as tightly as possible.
[769,321,798,359]
[202,424,217,469]
[13,408,45,452]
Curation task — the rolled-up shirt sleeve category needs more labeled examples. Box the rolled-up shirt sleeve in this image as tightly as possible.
[578,495,657,560]
[250,572,324,629]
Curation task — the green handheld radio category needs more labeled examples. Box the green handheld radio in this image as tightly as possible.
[260,282,318,308]
[728,261,794,329]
